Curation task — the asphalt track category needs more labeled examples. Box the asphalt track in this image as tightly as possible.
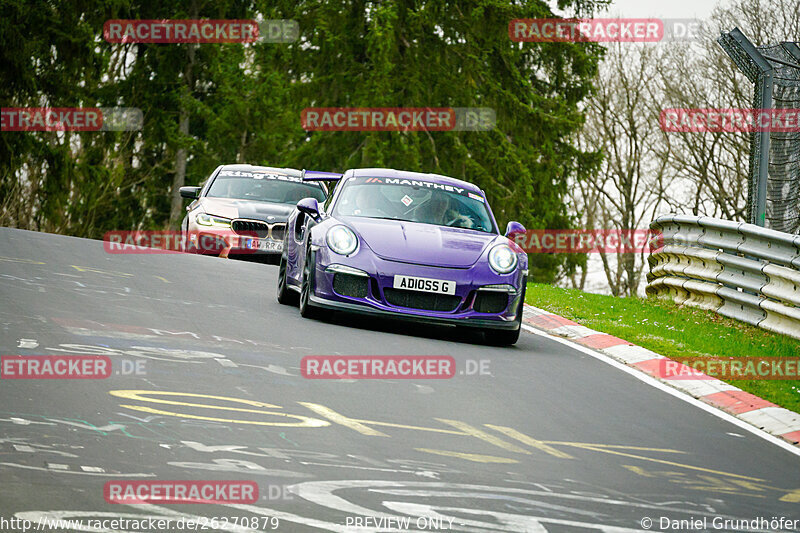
[0,227,798,532]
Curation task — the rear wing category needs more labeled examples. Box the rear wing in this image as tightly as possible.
[301,169,343,182]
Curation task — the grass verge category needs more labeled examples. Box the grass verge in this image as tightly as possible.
[525,282,800,414]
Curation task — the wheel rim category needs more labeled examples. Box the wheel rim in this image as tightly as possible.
[278,257,286,294]
[301,255,311,310]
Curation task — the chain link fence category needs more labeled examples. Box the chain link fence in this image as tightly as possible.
[718,29,800,234]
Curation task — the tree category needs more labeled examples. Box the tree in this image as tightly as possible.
[1,0,609,283]
[570,43,671,296]
[567,0,799,295]
[276,0,607,282]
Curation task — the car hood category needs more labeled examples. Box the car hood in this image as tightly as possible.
[341,216,499,268]
[198,198,294,222]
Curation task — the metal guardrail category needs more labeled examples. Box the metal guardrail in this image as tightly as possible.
[647,214,800,340]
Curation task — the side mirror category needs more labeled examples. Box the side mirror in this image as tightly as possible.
[297,197,321,221]
[505,221,525,238]
[180,186,201,199]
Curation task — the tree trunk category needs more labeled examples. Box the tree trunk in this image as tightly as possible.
[169,1,198,228]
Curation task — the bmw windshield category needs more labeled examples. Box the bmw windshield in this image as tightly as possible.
[208,170,326,205]
[333,179,496,234]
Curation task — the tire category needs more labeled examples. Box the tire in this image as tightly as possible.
[483,284,526,346]
[276,253,298,305]
[181,229,195,253]
[485,324,521,346]
[299,248,319,319]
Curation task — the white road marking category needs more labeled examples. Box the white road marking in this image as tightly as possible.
[521,324,800,458]
[17,338,39,348]
[1,417,56,426]
[1,463,153,477]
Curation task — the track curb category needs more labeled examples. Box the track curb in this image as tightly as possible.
[521,303,800,448]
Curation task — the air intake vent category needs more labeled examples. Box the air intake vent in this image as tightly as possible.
[384,289,460,312]
[474,292,509,314]
[333,273,369,298]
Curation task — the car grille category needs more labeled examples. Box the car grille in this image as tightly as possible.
[474,291,510,314]
[384,288,461,312]
[333,273,369,298]
[232,220,270,239]
[231,220,285,241]
[270,223,286,242]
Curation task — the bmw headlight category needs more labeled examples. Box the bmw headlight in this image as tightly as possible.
[196,213,232,227]
[488,244,518,274]
[326,225,358,255]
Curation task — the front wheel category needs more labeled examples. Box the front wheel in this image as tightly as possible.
[299,249,320,319]
[277,254,297,305]
[483,285,526,346]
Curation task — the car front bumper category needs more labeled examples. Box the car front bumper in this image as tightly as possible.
[185,226,283,257]
[308,247,526,330]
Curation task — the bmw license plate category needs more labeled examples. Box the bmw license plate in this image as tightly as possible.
[393,275,456,295]
[258,239,282,252]
[243,238,282,252]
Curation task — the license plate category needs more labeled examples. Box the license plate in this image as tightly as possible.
[393,275,456,295]
[259,240,283,252]
[243,238,282,252]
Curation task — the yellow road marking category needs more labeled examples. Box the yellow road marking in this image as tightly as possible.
[296,402,462,435]
[0,256,45,264]
[299,402,389,437]
[415,448,519,463]
[486,425,574,459]
[575,444,763,481]
[109,391,780,489]
[71,265,133,277]
[111,390,284,411]
[622,465,660,477]
[436,419,530,455]
[111,391,328,428]
[119,405,328,427]
[545,442,685,453]
[154,276,171,283]
[779,488,800,502]
[360,420,462,434]
[624,466,772,497]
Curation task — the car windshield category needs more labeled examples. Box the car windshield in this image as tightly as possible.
[333,180,496,233]
[207,171,326,205]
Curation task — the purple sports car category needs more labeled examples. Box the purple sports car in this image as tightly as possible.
[277,168,528,345]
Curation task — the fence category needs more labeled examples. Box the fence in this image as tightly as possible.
[647,214,800,340]
[718,29,800,233]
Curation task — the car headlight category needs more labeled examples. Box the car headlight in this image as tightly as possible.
[488,244,518,274]
[326,225,358,255]
[196,213,232,227]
